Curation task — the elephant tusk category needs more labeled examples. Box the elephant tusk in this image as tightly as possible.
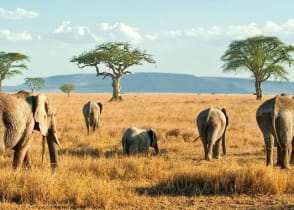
[53,133,62,149]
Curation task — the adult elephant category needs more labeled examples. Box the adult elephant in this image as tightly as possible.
[82,101,103,135]
[0,91,62,169]
[196,107,228,161]
[122,127,159,155]
[256,95,294,169]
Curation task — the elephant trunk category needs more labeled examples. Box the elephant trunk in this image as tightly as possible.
[46,131,60,169]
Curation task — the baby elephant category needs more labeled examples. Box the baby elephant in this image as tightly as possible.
[196,107,228,161]
[82,101,103,135]
[122,127,159,155]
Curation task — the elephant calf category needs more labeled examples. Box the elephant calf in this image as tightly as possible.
[82,101,103,135]
[196,107,228,161]
[122,127,159,155]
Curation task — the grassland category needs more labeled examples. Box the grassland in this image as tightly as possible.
[0,93,293,209]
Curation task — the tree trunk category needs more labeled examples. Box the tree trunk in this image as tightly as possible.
[110,77,122,101]
[255,80,262,100]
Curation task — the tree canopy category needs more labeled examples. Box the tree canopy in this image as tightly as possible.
[24,77,45,93]
[0,51,29,90]
[59,83,75,97]
[70,41,155,101]
[221,36,294,99]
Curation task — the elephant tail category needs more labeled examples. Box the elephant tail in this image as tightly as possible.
[272,98,282,150]
[193,135,201,142]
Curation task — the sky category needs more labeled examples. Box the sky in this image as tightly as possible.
[1,0,294,85]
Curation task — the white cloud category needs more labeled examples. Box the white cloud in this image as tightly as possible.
[164,19,294,40]
[99,22,117,31]
[99,22,143,42]
[53,21,101,43]
[0,30,32,41]
[55,21,72,33]
[0,8,39,20]
[51,19,294,45]
[145,34,158,41]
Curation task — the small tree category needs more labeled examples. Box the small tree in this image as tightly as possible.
[70,41,155,101]
[0,51,29,90]
[221,36,294,100]
[59,84,75,97]
[24,77,45,93]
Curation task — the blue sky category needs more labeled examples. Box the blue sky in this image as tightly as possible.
[1,1,294,85]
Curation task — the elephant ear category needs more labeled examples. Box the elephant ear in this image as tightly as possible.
[97,102,103,114]
[221,108,229,126]
[147,129,156,146]
[34,94,49,136]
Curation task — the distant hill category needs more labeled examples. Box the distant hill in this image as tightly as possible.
[3,72,294,94]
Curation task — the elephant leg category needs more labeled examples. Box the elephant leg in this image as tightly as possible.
[264,133,274,167]
[280,144,291,169]
[86,120,90,135]
[206,124,219,161]
[276,144,283,166]
[201,140,208,160]
[23,149,31,169]
[277,117,291,169]
[213,138,221,159]
[12,144,30,169]
[290,138,294,164]
[281,145,289,169]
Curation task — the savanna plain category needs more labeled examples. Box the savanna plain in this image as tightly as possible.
[0,93,293,209]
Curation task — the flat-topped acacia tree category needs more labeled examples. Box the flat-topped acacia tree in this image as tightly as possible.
[70,42,155,101]
[0,51,29,91]
[221,36,294,100]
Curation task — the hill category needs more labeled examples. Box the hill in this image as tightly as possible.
[3,72,294,94]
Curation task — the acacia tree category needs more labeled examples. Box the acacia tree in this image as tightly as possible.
[59,84,75,97]
[0,51,29,90]
[70,42,155,101]
[24,77,45,93]
[221,36,294,100]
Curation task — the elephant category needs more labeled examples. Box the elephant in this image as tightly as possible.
[196,107,228,161]
[0,91,62,169]
[256,95,294,169]
[121,127,159,155]
[82,101,103,135]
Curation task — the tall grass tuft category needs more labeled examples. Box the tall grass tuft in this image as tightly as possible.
[146,165,293,196]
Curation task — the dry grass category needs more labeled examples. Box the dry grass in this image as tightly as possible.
[0,93,293,209]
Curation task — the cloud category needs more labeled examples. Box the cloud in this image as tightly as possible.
[53,21,101,43]
[164,19,294,40]
[99,22,143,42]
[51,19,294,45]
[145,34,158,41]
[0,30,32,41]
[55,21,72,33]
[0,8,39,20]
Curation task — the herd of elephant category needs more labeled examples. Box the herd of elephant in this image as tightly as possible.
[0,91,294,170]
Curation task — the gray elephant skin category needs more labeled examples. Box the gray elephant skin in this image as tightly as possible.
[82,101,103,135]
[0,91,61,169]
[121,127,159,155]
[196,107,228,161]
[256,95,294,169]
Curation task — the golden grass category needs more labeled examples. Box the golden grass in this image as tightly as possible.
[0,93,293,209]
